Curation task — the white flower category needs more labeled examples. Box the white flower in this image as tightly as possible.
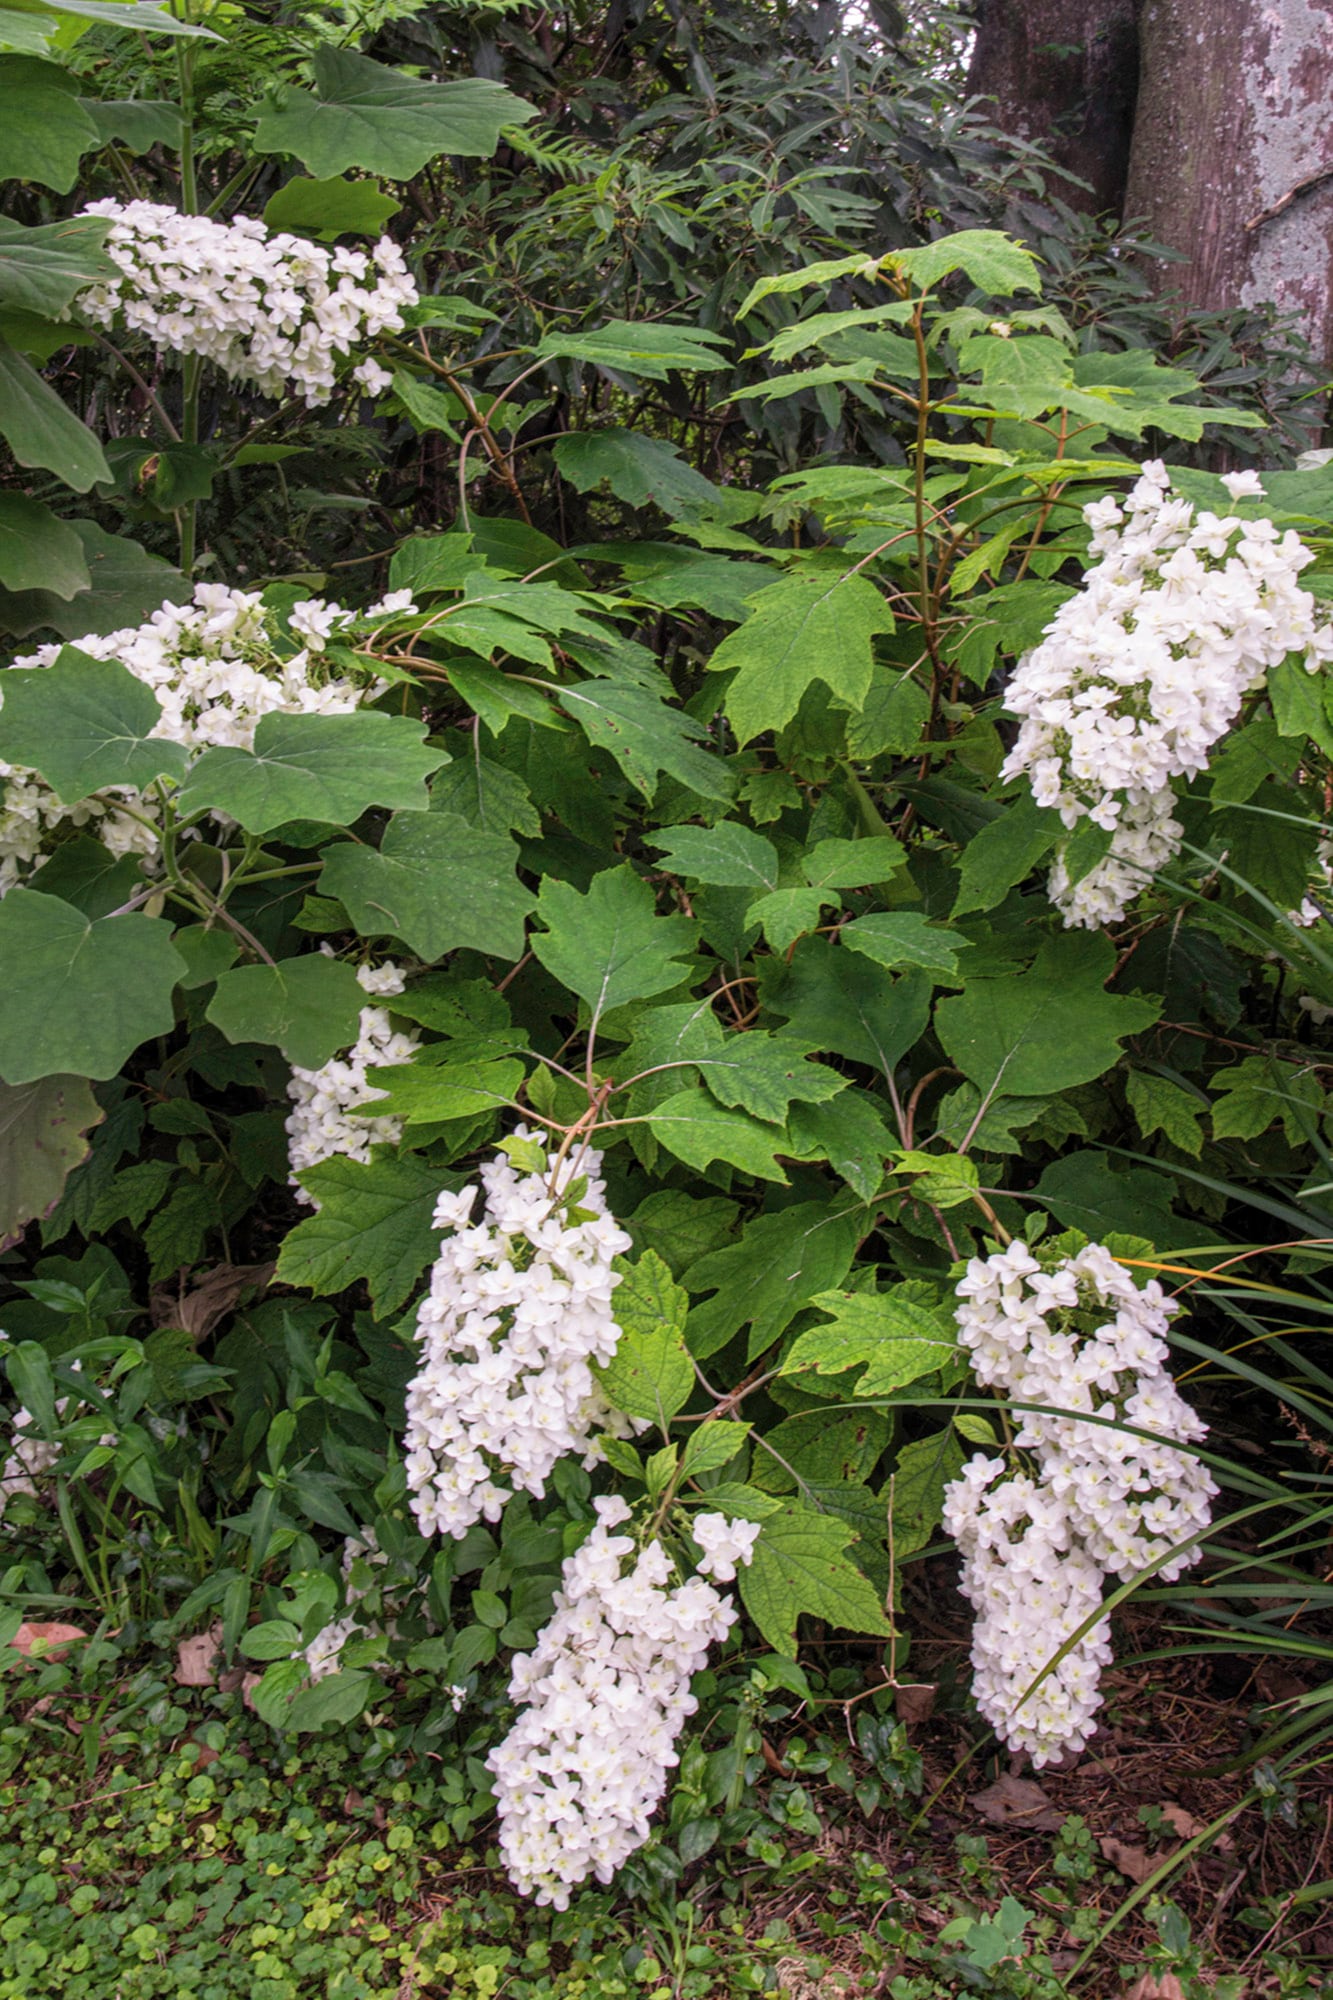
[74,201,417,407]
[1002,464,1333,926]
[691,1510,762,1582]
[403,1129,635,1540]
[1221,469,1265,499]
[366,589,419,620]
[488,1496,745,1907]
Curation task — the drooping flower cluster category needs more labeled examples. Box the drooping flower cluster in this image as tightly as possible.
[488,1497,758,1907]
[286,960,420,1198]
[1002,461,1333,927]
[0,584,387,894]
[943,1238,1216,1765]
[404,1133,635,1539]
[76,201,416,404]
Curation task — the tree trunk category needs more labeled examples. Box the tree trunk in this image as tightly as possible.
[967,0,1140,215]
[1124,0,1333,364]
[970,0,1333,368]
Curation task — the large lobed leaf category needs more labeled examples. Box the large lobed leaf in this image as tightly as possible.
[254,49,536,181]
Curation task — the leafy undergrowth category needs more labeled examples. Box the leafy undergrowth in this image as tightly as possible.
[2,1611,1329,2000]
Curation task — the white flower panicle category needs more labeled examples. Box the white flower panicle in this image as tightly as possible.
[77,200,417,406]
[943,1457,1112,1766]
[944,1237,1216,1764]
[0,583,384,895]
[1001,460,1333,927]
[403,1132,634,1540]
[488,1497,753,1908]
[285,960,420,1198]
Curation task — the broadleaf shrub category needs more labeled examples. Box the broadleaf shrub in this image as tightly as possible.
[1,0,1332,1910]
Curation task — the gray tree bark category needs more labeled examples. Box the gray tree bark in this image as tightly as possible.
[1125,0,1333,364]
[970,0,1333,366]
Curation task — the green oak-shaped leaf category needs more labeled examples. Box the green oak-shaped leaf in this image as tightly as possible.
[320,810,532,962]
[0,891,185,1083]
[537,319,730,382]
[276,1153,450,1314]
[707,566,895,745]
[177,711,447,833]
[934,931,1158,1102]
[695,1032,848,1124]
[651,822,780,891]
[685,1200,863,1361]
[254,48,536,180]
[206,955,365,1069]
[0,494,89,598]
[0,214,115,316]
[0,647,185,801]
[261,174,401,240]
[839,913,965,980]
[553,430,720,517]
[79,97,182,152]
[784,1290,959,1396]
[591,1251,693,1428]
[0,56,100,191]
[532,865,697,1022]
[362,1054,525,1131]
[560,681,732,802]
[0,1072,103,1250]
[763,937,933,1080]
[739,1501,893,1657]
[646,1087,789,1183]
[0,342,109,491]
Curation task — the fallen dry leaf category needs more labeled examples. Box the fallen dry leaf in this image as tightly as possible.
[239,1671,263,1712]
[175,1623,224,1688]
[151,1260,274,1341]
[1100,1836,1155,1883]
[1159,1802,1206,1839]
[893,1682,937,1726]
[11,1621,86,1662]
[968,1774,1066,1831]
[1124,1975,1186,2000]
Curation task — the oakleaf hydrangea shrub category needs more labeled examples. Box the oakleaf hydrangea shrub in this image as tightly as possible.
[2,20,1331,1913]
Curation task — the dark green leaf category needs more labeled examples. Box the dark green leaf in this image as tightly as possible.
[206,956,365,1069]
[0,646,186,801]
[261,173,401,240]
[178,711,446,833]
[532,865,696,1021]
[254,48,536,180]
[320,810,532,962]
[0,891,184,1083]
[276,1153,448,1313]
[0,341,110,490]
[0,494,89,598]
